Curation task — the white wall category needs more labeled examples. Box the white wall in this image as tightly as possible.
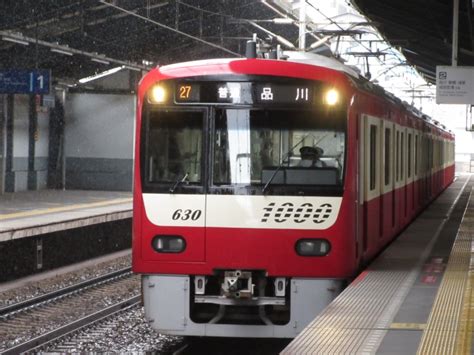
[13,95,29,158]
[66,94,134,159]
[64,93,135,190]
[36,108,49,189]
[12,95,29,190]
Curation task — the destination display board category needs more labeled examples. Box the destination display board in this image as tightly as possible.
[174,81,316,105]
[0,69,51,94]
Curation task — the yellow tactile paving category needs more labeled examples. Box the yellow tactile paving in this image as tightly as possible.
[281,176,470,354]
[0,198,132,221]
[390,322,426,330]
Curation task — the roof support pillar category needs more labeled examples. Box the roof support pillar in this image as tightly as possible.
[452,0,459,65]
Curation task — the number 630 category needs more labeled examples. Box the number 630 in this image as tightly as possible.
[171,209,202,221]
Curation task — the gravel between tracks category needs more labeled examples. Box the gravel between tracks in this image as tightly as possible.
[0,254,132,307]
[0,253,182,353]
[43,306,183,353]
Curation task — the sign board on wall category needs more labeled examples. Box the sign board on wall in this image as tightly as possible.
[0,69,51,94]
[436,66,474,104]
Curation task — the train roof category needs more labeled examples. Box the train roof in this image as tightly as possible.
[150,54,452,136]
[157,52,360,79]
[282,51,361,78]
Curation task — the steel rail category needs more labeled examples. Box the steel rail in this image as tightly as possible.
[1,295,140,355]
[0,266,132,317]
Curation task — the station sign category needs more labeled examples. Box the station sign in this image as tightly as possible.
[0,69,51,94]
[436,66,474,104]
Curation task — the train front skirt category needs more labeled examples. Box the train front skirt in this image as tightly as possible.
[142,275,343,338]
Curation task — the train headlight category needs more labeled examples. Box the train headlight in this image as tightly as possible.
[151,235,186,253]
[324,89,339,106]
[149,84,166,104]
[295,239,331,256]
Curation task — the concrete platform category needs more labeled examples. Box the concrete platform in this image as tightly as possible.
[0,189,132,241]
[282,174,474,354]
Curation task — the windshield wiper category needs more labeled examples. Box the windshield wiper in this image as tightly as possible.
[262,133,316,194]
[262,164,283,194]
[169,173,188,193]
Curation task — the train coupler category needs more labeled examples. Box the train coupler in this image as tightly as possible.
[222,270,254,298]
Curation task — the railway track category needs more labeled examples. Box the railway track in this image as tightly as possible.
[0,267,140,354]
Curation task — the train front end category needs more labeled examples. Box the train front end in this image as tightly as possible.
[133,58,356,338]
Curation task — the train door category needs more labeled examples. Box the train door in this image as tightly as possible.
[381,120,394,242]
[357,114,365,261]
[362,114,381,259]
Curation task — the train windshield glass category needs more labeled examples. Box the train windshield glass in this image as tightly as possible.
[145,110,203,184]
[213,109,346,189]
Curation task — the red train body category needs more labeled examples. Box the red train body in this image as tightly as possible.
[133,52,455,338]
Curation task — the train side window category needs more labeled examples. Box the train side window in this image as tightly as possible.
[384,127,391,186]
[414,134,418,176]
[369,125,377,190]
[400,132,405,181]
[407,133,412,178]
[396,130,400,182]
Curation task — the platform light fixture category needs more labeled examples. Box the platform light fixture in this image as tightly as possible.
[78,66,123,83]
[272,18,294,24]
[123,65,142,72]
[50,48,73,56]
[2,36,29,46]
[91,57,110,65]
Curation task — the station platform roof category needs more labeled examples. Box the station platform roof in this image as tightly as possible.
[1,1,469,85]
[351,0,474,84]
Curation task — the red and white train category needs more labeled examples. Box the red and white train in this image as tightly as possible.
[132,47,455,338]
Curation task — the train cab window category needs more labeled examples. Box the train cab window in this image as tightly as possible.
[212,108,346,192]
[143,110,203,185]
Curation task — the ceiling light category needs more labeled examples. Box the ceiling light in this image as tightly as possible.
[2,36,29,46]
[51,48,73,56]
[78,66,123,83]
[91,58,110,65]
[273,18,293,24]
[122,65,142,72]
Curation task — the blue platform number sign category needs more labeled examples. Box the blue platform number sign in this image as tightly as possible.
[0,69,51,94]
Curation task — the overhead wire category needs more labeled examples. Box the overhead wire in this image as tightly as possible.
[305,0,404,72]
[99,0,242,57]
